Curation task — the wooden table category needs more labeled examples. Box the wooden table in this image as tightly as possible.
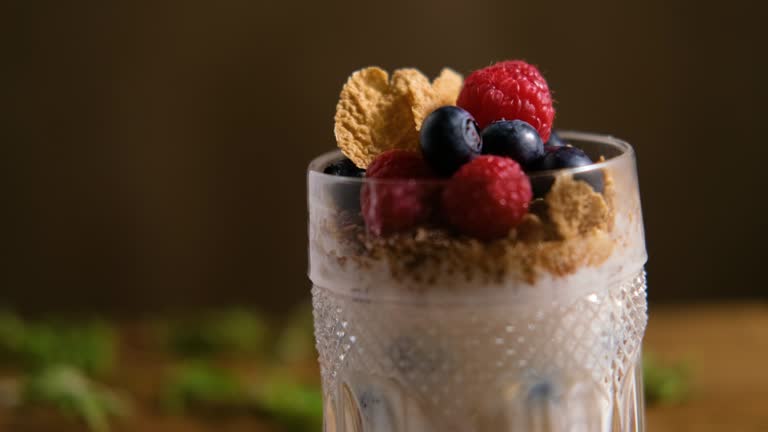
[644,303,768,432]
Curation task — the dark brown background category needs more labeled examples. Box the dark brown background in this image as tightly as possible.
[1,1,766,315]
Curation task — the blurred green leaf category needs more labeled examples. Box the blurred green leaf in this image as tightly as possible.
[165,309,269,357]
[163,361,249,412]
[0,312,116,375]
[0,310,25,353]
[163,361,323,431]
[257,380,323,431]
[252,369,322,432]
[22,322,116,375]
[643,352,690,404]
[24,365,128,432]
[275,304,316,365]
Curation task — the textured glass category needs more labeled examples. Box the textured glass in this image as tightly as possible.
[308,132,648,431]
[313,271,647,432]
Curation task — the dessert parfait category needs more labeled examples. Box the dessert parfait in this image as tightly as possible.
[308,60,648,432]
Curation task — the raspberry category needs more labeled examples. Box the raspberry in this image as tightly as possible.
[441,156,532,240]
[457,60,555,142]
[361,150,437,236]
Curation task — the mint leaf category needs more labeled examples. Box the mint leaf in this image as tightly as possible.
[643,352,690,404]
[23,365,127,432]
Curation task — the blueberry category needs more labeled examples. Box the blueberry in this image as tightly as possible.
[323,157,365,212]
[544,130,567,149]
[527,380,555,401]
[531,146,604,197]
[419,106,482,176]
[387,335,446,374]
[324,157,365,177]
[357,389,397,430]
[536,146,592,171]
[358,391,382,411]
[481,120,544,169]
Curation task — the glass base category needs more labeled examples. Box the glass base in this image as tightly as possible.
[313,272,647,432]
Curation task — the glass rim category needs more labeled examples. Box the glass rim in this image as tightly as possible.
[307,130,634,184]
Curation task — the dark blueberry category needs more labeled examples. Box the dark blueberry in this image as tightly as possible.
[323,157,365,177]
[323,157,365,212]
[358,390,383,411]
[536,146,592,171]
[527,380,555,401]
[419,106,482,176]
[353,383,397,430]
[544,130,567,148]
[481,120,545,169]
[387,335,446,374]
[530,146,604,197]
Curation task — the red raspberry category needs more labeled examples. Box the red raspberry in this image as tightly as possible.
[361,150,437,236]
[457,60,555,142]
[441,156,532,240]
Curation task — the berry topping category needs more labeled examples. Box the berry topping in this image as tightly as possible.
[441,156,532,240]
[323,157,365,177]
[456,60,555,141]
[323,157,365,212]
[537,146,593,171]
[481,120,544,169]
[544,130,567,149]
[532,146,604,196]
[365,149,434,179]
[361,150,437,236]
[419,106,482,176]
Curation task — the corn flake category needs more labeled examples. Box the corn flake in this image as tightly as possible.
[334,67,463,168]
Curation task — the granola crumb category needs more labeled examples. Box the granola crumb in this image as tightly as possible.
[546,175,610,238]
[321,170,617,287]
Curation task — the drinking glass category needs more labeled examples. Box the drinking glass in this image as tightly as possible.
[308,132,648,432]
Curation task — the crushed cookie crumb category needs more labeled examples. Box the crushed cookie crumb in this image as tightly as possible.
[318,171,617,287]
[546,175,610,238]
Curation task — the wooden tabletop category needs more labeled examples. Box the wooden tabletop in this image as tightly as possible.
[644,303,768,432]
